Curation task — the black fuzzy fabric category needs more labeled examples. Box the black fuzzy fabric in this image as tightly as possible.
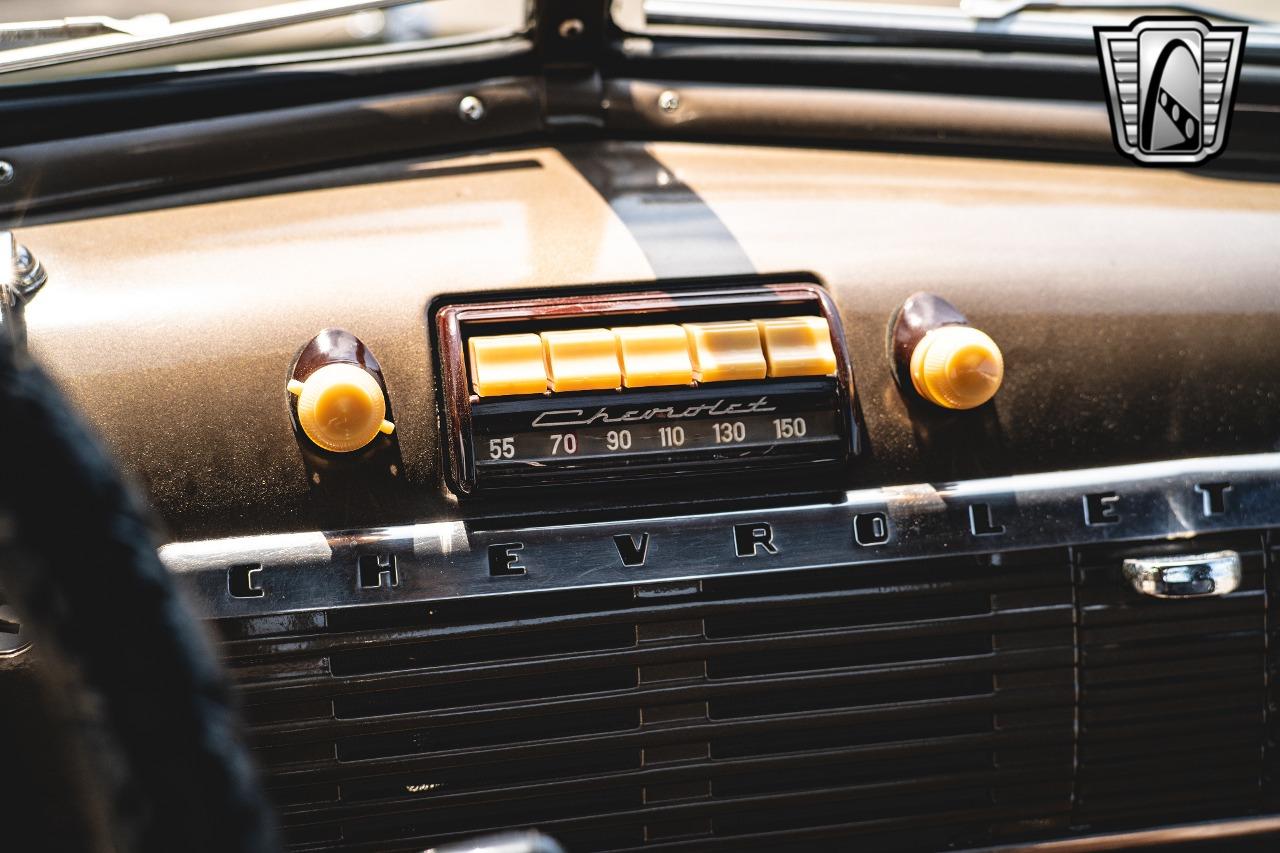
[0,330,278,853]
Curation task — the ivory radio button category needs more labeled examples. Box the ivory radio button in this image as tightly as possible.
[541,328,622,392]
[468,333,548,397]
[614,324,694,388]
[684,321,768,382]
[756,316,838,378]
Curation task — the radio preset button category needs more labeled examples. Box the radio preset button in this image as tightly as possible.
[469,333,548,397]
[614,324,694,387]
[757,316,838,377]
[684,321,768,383]
[542,328,623,392]
[468,314,837,394]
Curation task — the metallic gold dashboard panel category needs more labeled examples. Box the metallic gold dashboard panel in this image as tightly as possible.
[20,147,654,537]
[14,141,1280,537]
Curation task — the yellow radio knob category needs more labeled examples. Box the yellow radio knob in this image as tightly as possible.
[287,363,395,453]
[909,325,1004,410]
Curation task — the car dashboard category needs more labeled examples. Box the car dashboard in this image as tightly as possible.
[2,8,1280,846]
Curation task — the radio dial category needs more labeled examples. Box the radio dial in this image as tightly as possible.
[288,363,394,453]
[910,325,1004,411]
[891,292,1005,411]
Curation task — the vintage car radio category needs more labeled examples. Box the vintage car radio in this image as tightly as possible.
[433,281,859,495]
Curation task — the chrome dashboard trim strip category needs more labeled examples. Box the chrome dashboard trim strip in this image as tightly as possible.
[161,452,1280,619]
[964,814,1280,851]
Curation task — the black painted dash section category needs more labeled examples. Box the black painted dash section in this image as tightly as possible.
[560,142,755,278]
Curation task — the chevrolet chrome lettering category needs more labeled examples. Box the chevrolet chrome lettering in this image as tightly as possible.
[529,396,778,429]
[158,454,1280,618]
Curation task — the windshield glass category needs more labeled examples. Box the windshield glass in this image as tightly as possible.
[872,0,1273,14]
[0,0,526,84]
[631,1,1280,55]
[3,0,1278,86]
[639,0,1280,24]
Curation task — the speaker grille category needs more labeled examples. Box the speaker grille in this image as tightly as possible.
[1074,534,1267,830]
[215,534,1270,851]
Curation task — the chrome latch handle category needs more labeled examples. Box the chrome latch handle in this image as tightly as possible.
[1122,550,1242,599]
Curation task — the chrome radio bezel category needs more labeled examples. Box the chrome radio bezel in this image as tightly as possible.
[432,280,860,496]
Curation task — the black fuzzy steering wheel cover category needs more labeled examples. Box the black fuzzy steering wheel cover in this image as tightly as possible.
[0,330,277,853]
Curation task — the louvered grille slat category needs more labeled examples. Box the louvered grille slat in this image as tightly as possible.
[214,535,1272,850]
[246,655,1073,747]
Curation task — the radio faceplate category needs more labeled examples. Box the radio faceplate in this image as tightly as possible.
[433,281,859,496]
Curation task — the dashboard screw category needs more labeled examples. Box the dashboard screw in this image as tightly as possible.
[558,18,585,39]
[458,95,486,122]
[658,90,681,113]
[0,161,14,185]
